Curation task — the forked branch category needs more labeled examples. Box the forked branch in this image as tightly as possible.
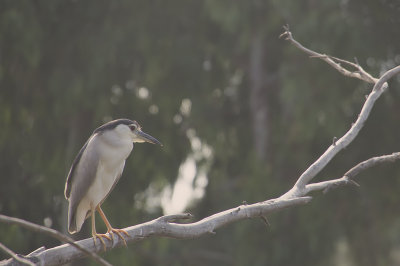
[280,26,400,198]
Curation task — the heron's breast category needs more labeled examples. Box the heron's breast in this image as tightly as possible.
[85,143,132,206]
[85,160,126,207]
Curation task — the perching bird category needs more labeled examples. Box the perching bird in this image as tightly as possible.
[64,119,161,248]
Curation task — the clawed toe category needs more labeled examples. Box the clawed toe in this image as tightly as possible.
[93,233,111,251]
[108,228,129,247]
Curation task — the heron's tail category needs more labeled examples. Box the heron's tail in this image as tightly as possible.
[68,203,78,234]
[68,201,91,234]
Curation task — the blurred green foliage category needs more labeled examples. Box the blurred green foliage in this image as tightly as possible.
[0,0,400,265]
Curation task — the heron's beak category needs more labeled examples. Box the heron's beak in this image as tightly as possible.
[136,130,162,146]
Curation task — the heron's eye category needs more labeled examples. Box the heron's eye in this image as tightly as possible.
[129,124,137,131]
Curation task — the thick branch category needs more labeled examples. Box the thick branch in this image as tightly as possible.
[3,197,310,265]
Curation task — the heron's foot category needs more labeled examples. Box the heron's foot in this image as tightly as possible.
[92,233,112,251]
[108,228,129,247]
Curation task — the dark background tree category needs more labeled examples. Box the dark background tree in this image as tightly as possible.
[0,0,399,265]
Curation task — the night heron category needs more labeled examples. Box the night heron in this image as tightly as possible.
[64,119,161,248]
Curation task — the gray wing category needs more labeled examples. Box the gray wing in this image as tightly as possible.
[65,134,100,233]
[65,140,89,199]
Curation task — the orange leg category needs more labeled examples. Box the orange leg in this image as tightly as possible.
[96,205,129,247]
[91,207,111,251]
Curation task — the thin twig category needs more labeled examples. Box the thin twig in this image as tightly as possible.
[280,25,377,83]
[345,152,400,179]
[305,152,400,193]
[0,214,111,266]
[0,242,35,266]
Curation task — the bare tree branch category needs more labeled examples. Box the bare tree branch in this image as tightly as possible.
[345,152,400,179]
[0,215,111,266]
[0,242,35,266]
[280,26,400,198]
[279,25,378,83]
[281,63,400,198]
[305,152,400,193]
[3,26,400,266]
[7,197,309,265]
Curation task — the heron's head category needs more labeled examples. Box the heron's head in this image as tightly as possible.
[96,119,162,145]
[126,120,162,145]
